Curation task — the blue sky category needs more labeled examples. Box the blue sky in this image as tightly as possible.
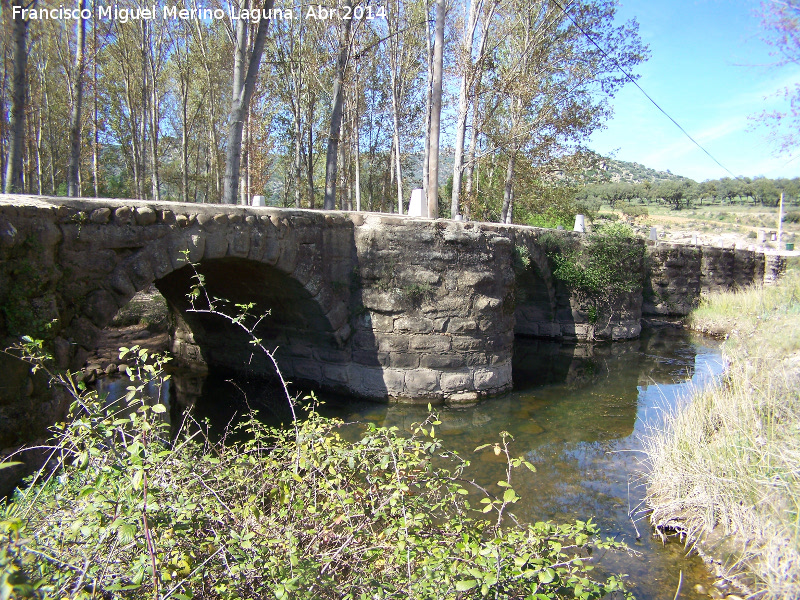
[588,0,800,181]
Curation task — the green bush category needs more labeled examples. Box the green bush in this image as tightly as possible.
[526,212,572,229]
[1,334,632,599]
[783,210,800,224]
[543,224,645,297]
[620,205,648,219]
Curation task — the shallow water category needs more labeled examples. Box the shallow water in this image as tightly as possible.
[98,327,724,599]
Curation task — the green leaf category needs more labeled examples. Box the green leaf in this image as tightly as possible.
[151,403,167,414]
[455,579,478,592]
[538,568,556,584]
[117,521,137,543]
[0,462,23,471]
[503,489,518,503]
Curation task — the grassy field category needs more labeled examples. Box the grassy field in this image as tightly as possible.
[643,263,800,598]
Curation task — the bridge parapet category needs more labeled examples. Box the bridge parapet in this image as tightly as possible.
[644,242,771,316]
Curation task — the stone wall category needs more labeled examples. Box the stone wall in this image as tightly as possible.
[644,243,770,316]
[0,195,783,414]
[347,216,516,404]
[0,197,522,407]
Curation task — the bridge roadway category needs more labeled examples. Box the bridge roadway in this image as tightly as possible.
[0,195,775,404]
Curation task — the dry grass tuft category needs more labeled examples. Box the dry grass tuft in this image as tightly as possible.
[644,268,800,598]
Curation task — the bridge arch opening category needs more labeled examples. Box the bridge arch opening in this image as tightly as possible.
[153,257,340,386]
[512,247,558,339]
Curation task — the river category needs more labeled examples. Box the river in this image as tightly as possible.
[99,326,725,599]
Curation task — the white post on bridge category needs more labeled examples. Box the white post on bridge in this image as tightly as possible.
[408,189,427,218]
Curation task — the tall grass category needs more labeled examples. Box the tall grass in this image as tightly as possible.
[644,266,800,598]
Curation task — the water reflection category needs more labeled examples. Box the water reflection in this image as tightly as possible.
[313,328,725,600]
[97,327,724,600]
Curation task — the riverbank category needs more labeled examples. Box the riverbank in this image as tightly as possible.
[644,265,800,598]
[80,286,170,382]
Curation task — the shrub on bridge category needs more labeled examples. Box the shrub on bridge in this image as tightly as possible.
[542,223,645,297]
[1,339,633,600]
[540,224,646,327]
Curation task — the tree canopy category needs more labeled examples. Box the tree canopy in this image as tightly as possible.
[756,0,800,155]
[0,0,648,223]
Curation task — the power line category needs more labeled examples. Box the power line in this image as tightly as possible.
[551,0,743,180]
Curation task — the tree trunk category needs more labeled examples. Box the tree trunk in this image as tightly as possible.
[223,3,246,204]
[180,73,189,202]
[4,3,29,194]
[42,68,56,194]
[35,106,42,194]
[148,33,160,202]
[390,89,403,214]
[389,135,396,212]
[222,0,276,204]
[450,0,481,218]
[240,107,250,205]
[422,6,433,202]
[464,72,484,218]
[452,0,495,218]
[426,0,445,219]
[67,0,87,197]
[294,99,302,208]
[501,151,516,224]
[194,20,221,199]
[139,21,149,199]
[450,74,470,219]
[306,93,315,208]
[323,0,353,210]
[387,0,406,214]
[0,51,7,190]
[92,15,99,197]
[338,100,348,210]
[353,91,361,211]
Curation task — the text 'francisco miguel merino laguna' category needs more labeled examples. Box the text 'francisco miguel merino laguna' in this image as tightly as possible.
[12,3,387,22]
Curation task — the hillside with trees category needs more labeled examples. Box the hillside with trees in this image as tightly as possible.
[584,156,691,184]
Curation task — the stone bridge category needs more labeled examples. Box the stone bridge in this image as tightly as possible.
[0,195,781,407]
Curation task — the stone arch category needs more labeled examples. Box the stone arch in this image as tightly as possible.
[57,215,354,389]
[156,256,344,385]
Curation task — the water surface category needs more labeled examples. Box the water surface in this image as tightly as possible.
[99,327,724,599]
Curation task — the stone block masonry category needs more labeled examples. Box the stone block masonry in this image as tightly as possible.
[644,243,772,316]
[0,197,520,406]
[0,195,779,416]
